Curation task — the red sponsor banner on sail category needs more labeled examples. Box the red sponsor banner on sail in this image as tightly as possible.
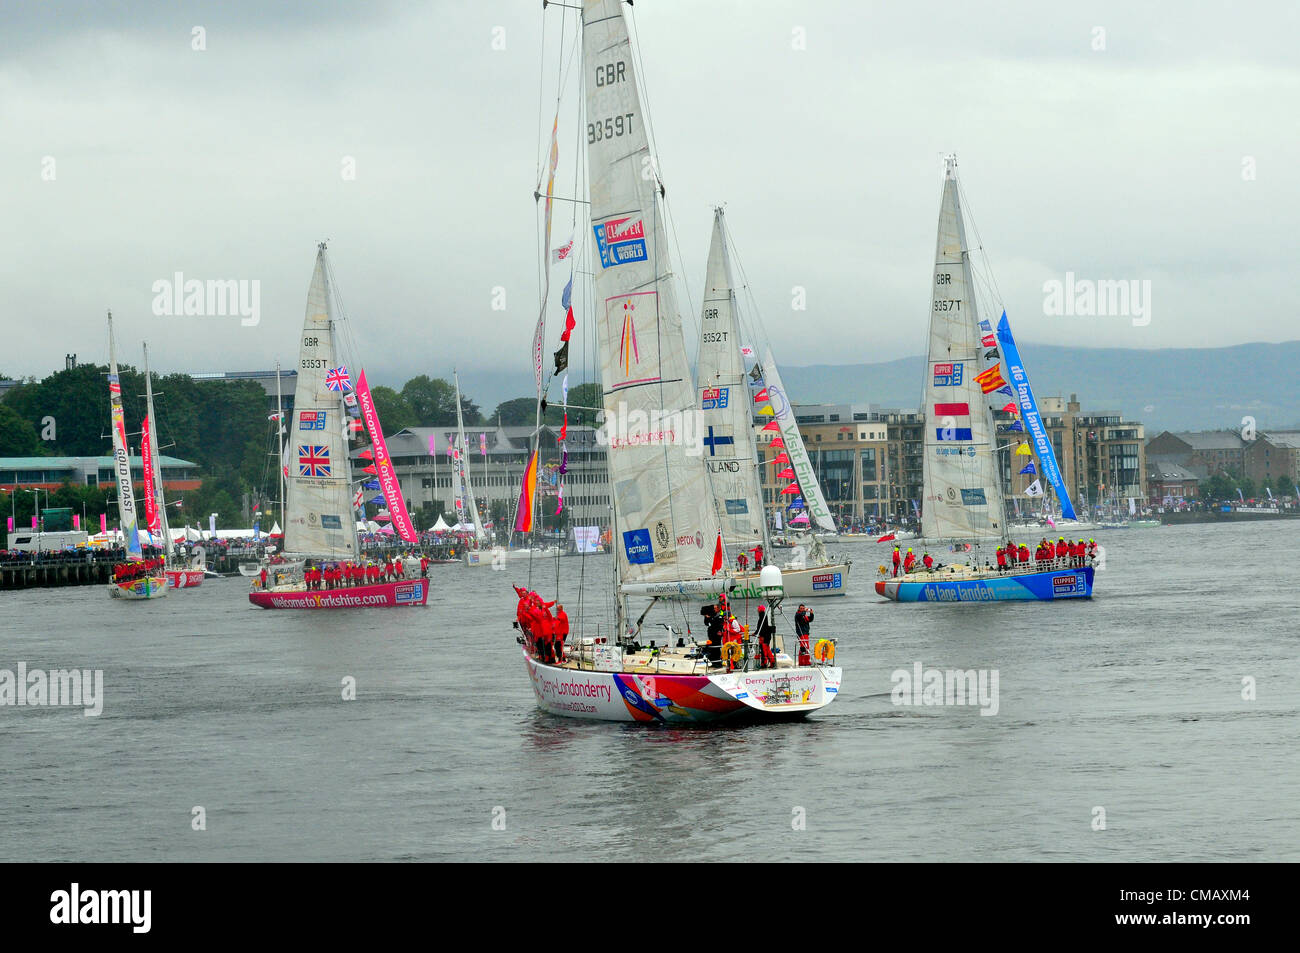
[355,369,419,542]
[141,416,160,533]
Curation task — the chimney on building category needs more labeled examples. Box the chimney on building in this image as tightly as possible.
[65,353,76,370]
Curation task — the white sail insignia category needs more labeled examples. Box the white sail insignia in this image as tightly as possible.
[583,0,722,586]
[283,246,359,558]
[760,348,836,533]
[697,209,766,552]
[920,160,1005,541]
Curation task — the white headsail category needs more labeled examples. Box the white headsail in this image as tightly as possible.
[283,245,360,559]
[697,209,766,552]
[920,159,1006,541]
[760,348,837,533]
[583,0,722,586]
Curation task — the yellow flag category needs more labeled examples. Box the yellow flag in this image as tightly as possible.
[757,406,775,416]
[1015,443,1032,456]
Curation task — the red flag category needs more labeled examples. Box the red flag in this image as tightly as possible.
[363,464,378,475]
[358,448,374,460]
[559,413,567,440]
[981,334,996,347]
[559,306,576,343]
[876,532,896,543]
[1001,402,1018,414]
[761,420,779,432]
[780,484,800,494]
[772,452,790,466]
[711,533,723,574]
[776,467,795,479]
[769,437,785,449]
[753,388,769,402]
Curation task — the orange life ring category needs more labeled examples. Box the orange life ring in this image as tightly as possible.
[722,642,743,663]
[813,639,835,662]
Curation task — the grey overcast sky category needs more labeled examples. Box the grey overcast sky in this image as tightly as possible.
[2,0,1297,392]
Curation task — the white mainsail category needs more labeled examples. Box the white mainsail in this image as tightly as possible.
[760,347,836,533]
[583,0,722,587]
[283,245,360,559]
[142,343,172,559]
[920,158,1006,541]
[453,372,485,542]
[697,209,766,552]
[106,313,143,560]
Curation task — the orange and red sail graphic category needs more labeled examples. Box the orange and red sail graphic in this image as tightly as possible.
[514,448,539,533]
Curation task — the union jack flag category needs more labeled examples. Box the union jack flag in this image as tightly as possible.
[325,366,352,392]
[298,445,331,477]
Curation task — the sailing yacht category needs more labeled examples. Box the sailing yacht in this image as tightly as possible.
[249,244,429,608]
[692,208,850,600]
[875,158,1094,603]
[139,344,203,588]
[510,0,841,721]
[105,313,166,600]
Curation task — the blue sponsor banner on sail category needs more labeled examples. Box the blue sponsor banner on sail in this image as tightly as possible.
[995,311,1077,520]
[623,528,655,564]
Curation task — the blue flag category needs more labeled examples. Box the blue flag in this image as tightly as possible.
[1019,462,1037,475]
[561,274,573,311]
[1008,420,1024,432]
[363,480,380,490]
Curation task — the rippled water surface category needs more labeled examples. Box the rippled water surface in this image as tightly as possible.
[2,520,1296,861]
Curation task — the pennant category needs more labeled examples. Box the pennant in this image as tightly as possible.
[358,449,374,460]
[561,275,573,312]
[769,437,785,449]
[1001,402,1018,414]
[876,532,896,543]
[981,334,996,348]
[984,348,1000,360]
[1015,443,1033,456]
[363,480,380,489]
[427,433,437,456]
[974,363,1007,394]
[551,233,574,264]
[753,388,769,402]
[559,413,568,441]
[749,364,764,383]
[761,419,779,432]
[369,495,384,505]
[776,467,795,479]
[553,339,569,375]
[1019,463,1037,475]
[711,533,723,575]
[480,432,488,457]
[1024,479,1044,497]
[757,405,774,416]
[1007,420,1024,432]
[514,449,539,533]
[997,386,1014,397]
[772,452,790,466]
[780,484,800,494]
[363,464,378,474]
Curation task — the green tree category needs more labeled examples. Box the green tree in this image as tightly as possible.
[0,403,41,456]
[400,375,481,426]
[492,397,539,425]
[492,382,603,428]
[1237,477,1256,500]
[1202,474,1234,501]
[1277,474,1295,498]
[371,386,418,432]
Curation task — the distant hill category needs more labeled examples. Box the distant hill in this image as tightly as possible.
[779,341,1300,434]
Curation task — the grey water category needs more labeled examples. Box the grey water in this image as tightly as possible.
[1,520,1296,862]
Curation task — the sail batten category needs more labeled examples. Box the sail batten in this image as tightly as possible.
[583,0,721,585]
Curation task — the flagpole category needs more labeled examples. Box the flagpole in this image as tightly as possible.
[276,362,285,532]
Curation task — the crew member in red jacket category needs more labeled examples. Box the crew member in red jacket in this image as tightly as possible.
[996,546,1008,572]
[922,551,934,571]
[1018,543,1030,567]
[553,604,570,663]
[903,548,916,573]
[892,545,902,577]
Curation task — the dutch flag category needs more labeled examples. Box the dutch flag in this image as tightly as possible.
[934,402,972,441]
